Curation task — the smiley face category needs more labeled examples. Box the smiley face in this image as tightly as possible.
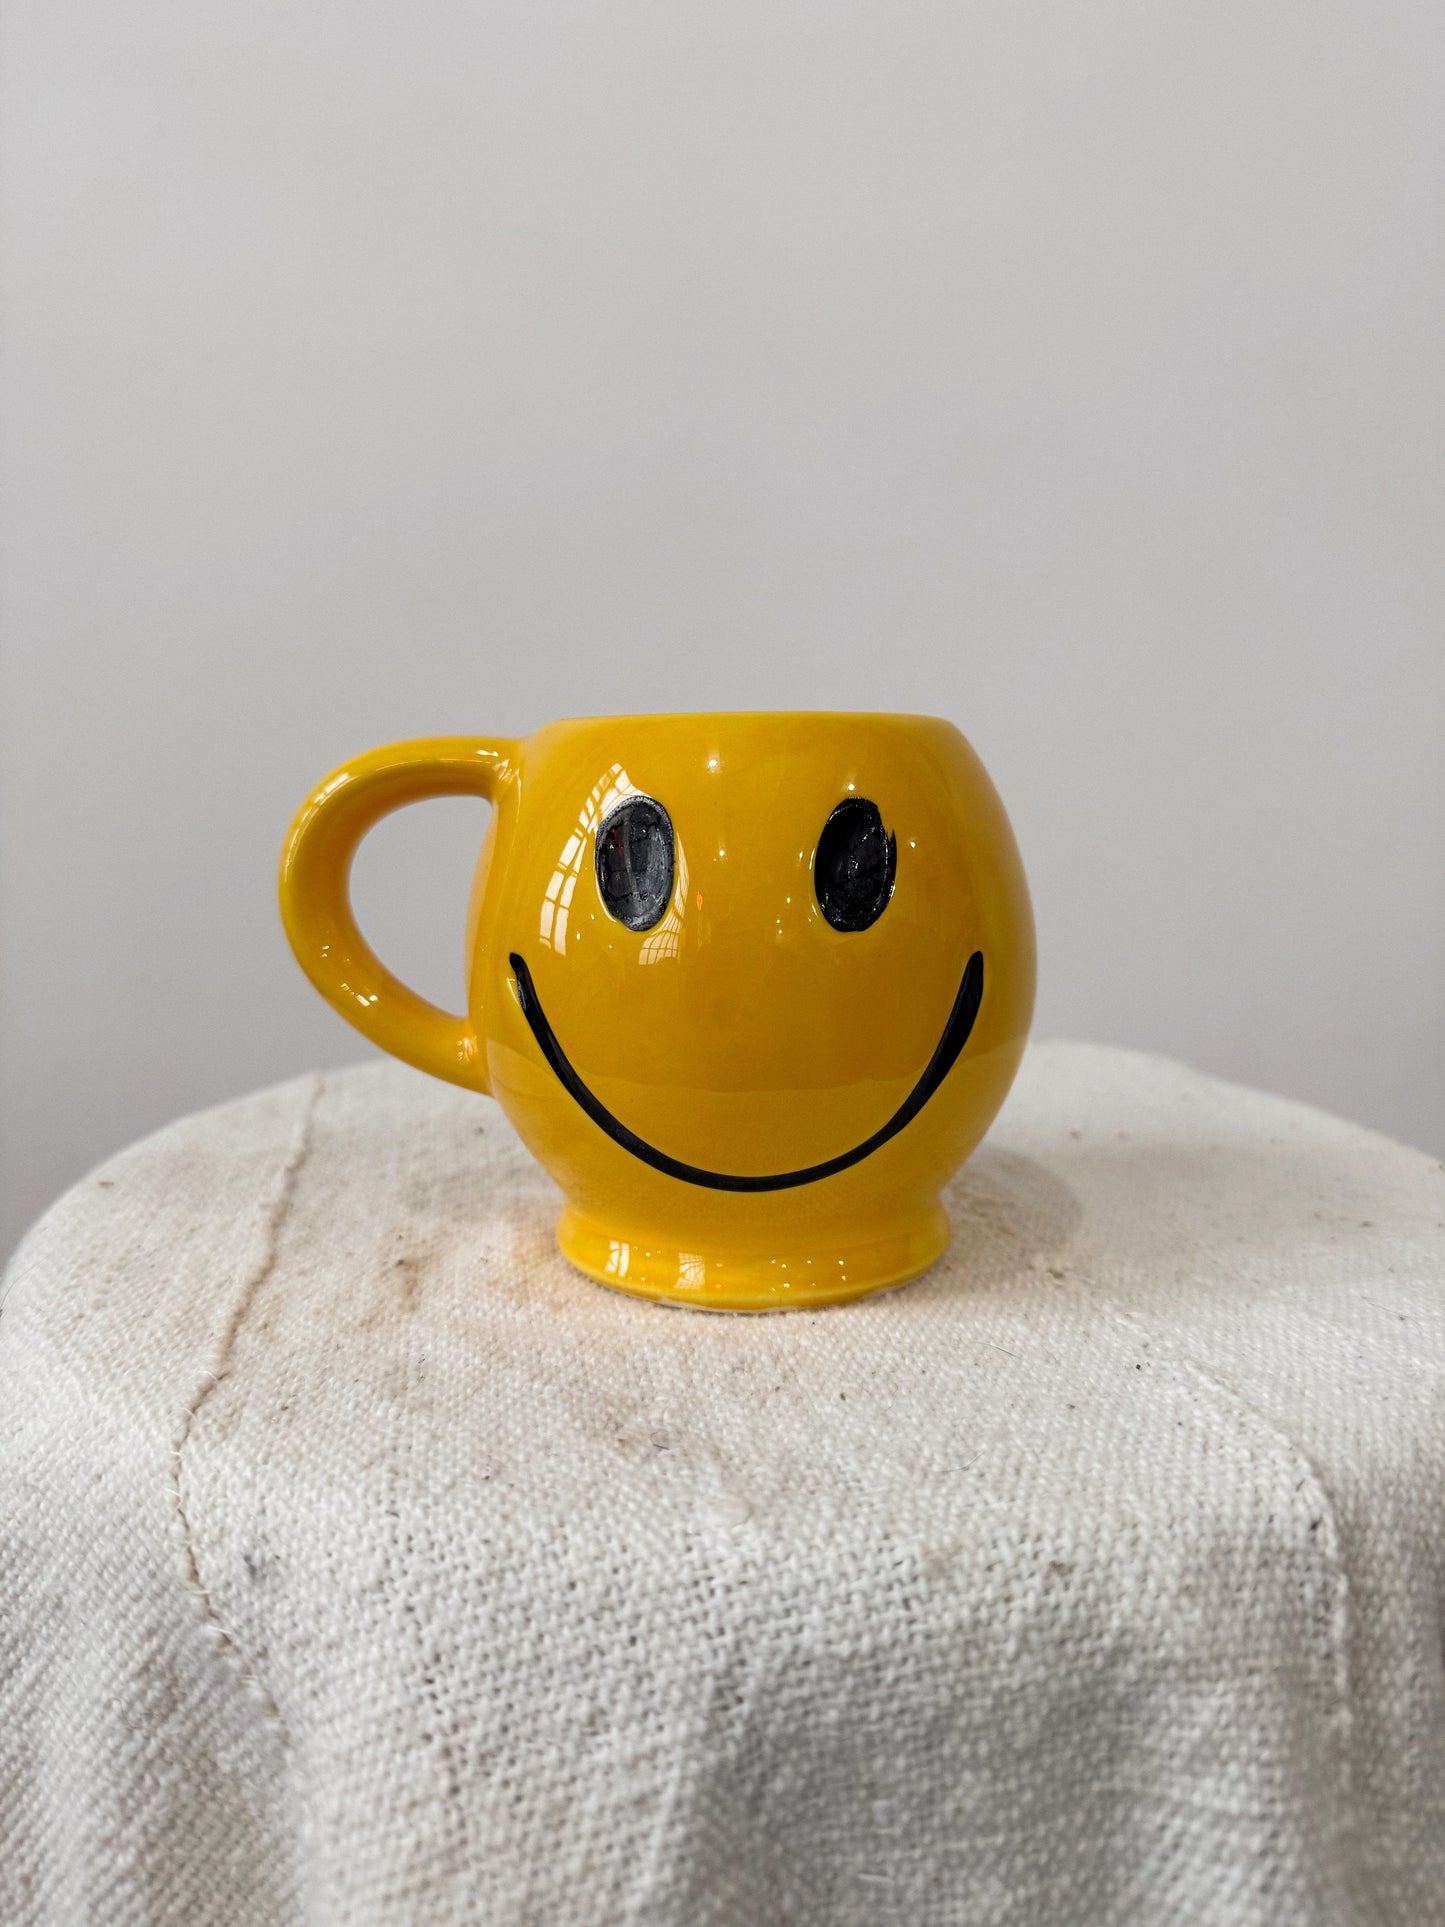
[509,805,982,1189]
[488,715,1022,1199]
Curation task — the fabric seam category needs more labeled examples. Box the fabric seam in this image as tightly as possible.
[170,1073,323,1745]
[1052,1258,1353,1812]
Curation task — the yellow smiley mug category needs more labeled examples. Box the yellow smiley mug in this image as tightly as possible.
[279,714,1035,1311]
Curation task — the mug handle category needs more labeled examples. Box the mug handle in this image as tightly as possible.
[279,737,518,1094]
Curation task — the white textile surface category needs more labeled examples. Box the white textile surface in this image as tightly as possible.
[2,1044,1444,1926]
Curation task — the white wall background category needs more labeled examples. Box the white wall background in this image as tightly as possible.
[2,0,1442,1259]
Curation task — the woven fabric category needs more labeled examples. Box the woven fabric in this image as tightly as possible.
[2,1044,1443,1926]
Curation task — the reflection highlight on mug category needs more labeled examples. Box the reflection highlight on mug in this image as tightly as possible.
[539,763,636,955]
[604,1240,708,1290]
[538,762,690,964]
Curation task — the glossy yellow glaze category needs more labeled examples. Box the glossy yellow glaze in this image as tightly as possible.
[280,714,1035,1310]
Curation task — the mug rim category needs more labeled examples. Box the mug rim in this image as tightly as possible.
[541,709,954,728]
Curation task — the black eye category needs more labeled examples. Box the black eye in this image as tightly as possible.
[595,796,674,930]
[814,798,896,932]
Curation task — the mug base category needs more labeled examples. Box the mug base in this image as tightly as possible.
[555,1202,951,1312]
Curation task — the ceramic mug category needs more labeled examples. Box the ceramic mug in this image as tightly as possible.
[280,713,1035,1310]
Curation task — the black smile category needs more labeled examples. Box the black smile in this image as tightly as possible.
[507,949,985,1193]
